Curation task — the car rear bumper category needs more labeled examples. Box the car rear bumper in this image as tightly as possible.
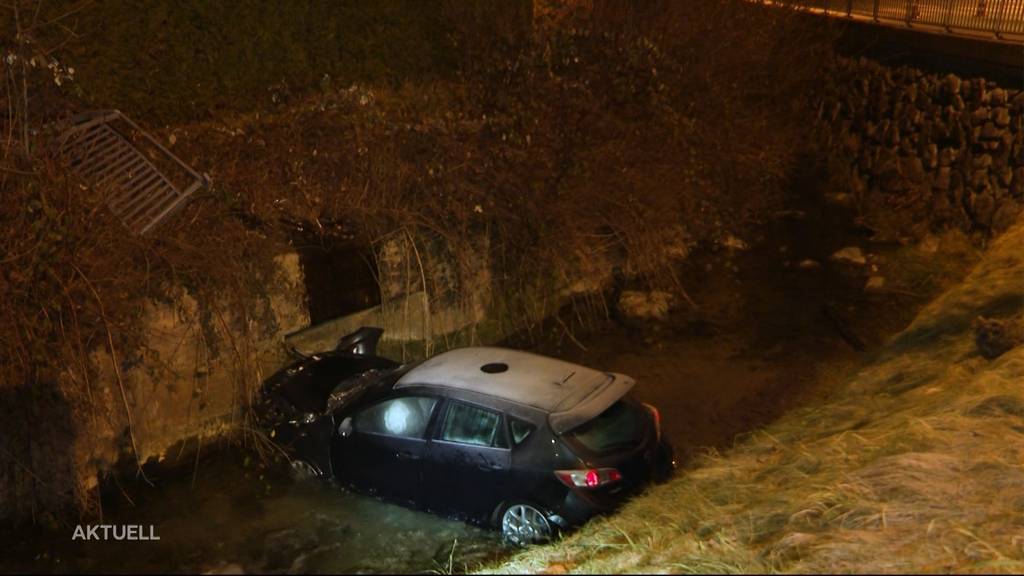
[552,439,675,527]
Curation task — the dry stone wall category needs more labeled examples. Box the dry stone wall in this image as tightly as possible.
[821,57,1024,239]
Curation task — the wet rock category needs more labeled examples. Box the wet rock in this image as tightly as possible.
[617,290,675,321]
[829,246,867,266]
[973,315,1024,360]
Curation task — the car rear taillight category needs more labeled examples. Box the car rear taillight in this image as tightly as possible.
[643,402,661,442]
[554,468,623,489]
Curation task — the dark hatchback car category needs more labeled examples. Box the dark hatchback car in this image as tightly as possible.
[259,328,675,545]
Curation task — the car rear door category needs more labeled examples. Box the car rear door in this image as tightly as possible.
[332,395,440,506]
[424,399,512,523]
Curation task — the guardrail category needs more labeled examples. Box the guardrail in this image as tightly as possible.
[760,0,1024,42]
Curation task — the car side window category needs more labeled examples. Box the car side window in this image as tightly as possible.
[354,396,437,439]
[509,418,535,445]
[441,402,505,448]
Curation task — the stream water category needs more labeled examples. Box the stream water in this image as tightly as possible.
[2,452,504,574]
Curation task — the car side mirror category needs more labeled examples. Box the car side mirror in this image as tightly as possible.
[338,416,354,438]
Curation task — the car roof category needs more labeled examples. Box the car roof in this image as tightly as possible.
[393,347,630,429]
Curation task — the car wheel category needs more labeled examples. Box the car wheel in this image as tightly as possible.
[289,458,323,482]
[500,503,553,547]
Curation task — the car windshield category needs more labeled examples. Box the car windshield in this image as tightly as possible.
[563,399,644,454]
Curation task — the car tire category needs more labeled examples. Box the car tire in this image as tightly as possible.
[498,502,554,547]
[289,458,323,482]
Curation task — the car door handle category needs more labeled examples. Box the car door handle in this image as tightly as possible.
[476,463,502,471]
[396,450,420,461]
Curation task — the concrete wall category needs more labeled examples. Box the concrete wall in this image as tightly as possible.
[0,252,309,526]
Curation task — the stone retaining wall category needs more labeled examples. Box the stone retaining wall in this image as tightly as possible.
[820,57,1024,239]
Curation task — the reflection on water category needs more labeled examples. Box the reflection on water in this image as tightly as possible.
[3,453,505,574]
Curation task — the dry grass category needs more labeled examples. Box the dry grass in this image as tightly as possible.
[485,222,1024,573]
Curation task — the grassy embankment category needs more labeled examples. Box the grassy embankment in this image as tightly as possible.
[488,221,1024,573]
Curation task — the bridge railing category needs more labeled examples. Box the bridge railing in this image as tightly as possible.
[761,0,1024,41]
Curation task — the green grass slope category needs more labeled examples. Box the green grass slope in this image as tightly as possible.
[488,220,1024,574]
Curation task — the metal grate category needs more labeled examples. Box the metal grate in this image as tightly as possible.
[55,110,208,235]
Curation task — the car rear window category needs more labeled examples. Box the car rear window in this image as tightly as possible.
[563,399,644,454]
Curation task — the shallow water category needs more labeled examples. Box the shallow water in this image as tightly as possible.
[3,453,505,574]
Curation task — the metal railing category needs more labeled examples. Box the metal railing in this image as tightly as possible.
[765,0,1024,41]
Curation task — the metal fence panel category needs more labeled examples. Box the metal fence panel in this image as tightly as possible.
[54,110,208,236]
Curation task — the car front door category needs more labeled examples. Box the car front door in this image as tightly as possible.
[332,395,439,506]
[425,400,512,523]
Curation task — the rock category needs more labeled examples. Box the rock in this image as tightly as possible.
[617,290,675,321]
[970,191,996,228]
[991,87,1007,106]
[204,563,246,575]
[973,315,1024,360]
[918,234,940,253]
[992,200,1021,233]
[938,147,957,167]
[829,246,867,266]
[798,259,822,270]
[998,166,1013,187]
[973,154,993,170]
[970,169,990,190]
[864,276,886,292]
[944,74,962,96]
[825,192,855,208]
[934,167,951,190]
[925,143,938,169]
[981,122,1003,140]
[994,107,1011,127]
[721,234,749,251]
[972,107,991,123]
[905,156,925,182]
